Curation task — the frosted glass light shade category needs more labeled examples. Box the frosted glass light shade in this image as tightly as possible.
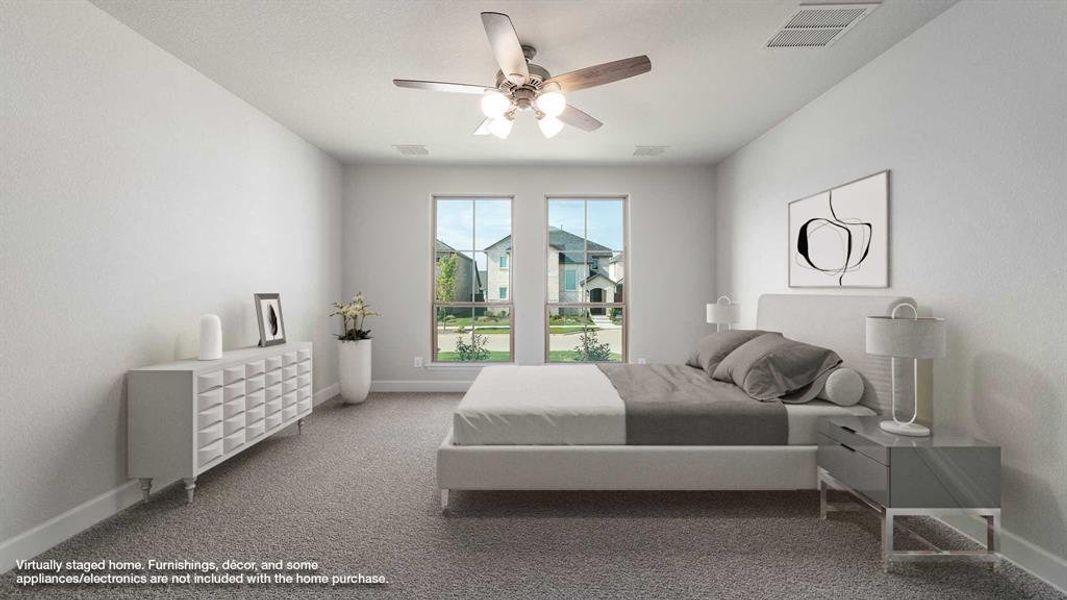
[706,302,741,325]
[537,116,564,138]
[480,90,511,119]
[866,316,946,359]
[535,83,566,118]
[487,117,513,139]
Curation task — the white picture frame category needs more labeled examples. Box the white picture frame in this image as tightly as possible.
[788,170,889,288]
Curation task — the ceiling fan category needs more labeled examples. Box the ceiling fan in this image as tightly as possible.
[393,12,652,140]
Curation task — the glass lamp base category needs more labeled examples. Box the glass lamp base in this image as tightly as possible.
[880,420,930,437]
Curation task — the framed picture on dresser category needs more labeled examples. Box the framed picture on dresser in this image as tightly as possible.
[254,293,287,347]
[788,170,889,288]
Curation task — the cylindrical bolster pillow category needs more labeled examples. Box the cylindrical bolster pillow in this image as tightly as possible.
[818,368,864,406]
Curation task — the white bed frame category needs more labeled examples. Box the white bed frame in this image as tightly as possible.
[437,294,915,509]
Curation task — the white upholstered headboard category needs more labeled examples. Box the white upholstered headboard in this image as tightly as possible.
[756,294,916,415]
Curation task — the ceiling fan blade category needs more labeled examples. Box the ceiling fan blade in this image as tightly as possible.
[393,79,491,95]
[545,55,651,93]
[480,12,529,86]
[473,118,491,136]
[559,105,603,132]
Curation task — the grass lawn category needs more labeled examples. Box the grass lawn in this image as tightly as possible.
[435,351,623,363]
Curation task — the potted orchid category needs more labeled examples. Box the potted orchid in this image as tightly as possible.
[331,292,380,404]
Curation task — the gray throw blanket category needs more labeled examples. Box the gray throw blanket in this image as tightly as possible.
[597,364,788,445]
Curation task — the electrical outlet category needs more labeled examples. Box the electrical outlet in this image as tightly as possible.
[413,356,424,368]
[637,358,647,364]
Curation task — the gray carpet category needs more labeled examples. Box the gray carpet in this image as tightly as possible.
[1,393,1062,599]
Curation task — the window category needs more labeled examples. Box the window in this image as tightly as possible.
[433,197,513,363]
[546,197,626,363]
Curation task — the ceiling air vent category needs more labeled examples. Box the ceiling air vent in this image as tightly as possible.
[766,2,879,48]
[633,145,669,157]
[393,144,429,156]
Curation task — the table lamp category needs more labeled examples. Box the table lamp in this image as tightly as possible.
[865,302,946,437]
[707,296,741,332]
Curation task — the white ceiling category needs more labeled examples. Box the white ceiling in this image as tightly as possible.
[91,0,956,166]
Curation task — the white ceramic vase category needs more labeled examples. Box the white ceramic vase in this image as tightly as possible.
[338,339,372,404]
[198,314,223,360]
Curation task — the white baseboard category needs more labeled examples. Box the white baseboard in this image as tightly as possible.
[938,515,1066,594]
[0,480,142,574]
[0,384,342,576]
[371,380,472,393]
[313,382,340,406]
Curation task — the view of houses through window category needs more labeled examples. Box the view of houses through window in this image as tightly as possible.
[433,197,513,362]
[546,197,626,362]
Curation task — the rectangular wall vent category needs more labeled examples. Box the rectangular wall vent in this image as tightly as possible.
[766,2,879,48]
[393,144,429,156]
[633,145,669,157]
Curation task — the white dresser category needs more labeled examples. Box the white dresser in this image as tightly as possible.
[128,342,313,503]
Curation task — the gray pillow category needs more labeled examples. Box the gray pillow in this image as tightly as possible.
[711,333,842,401]
[817,367,864,406]
[686,330,768,375]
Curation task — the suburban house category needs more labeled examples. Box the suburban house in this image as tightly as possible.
[484,227,623,314]
[435,240,482,302]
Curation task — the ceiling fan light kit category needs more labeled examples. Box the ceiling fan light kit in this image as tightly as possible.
[394,12,651,140]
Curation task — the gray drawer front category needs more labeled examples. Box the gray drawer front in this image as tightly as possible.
[820,420,888,465]
[818,434,888,505]
[889,447,1001,509]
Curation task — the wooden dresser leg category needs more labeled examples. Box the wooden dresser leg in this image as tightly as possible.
[139,478,152,502]
[183,477,197,504]
[297,418,304,434]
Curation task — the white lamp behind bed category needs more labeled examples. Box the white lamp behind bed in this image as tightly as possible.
[865,303,946,437]
[707,296,741,332]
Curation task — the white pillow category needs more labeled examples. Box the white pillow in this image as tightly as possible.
[817,367,864,406]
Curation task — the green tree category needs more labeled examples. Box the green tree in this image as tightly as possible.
[574,327,612,362]
[435,254,458,303]
[456,333,490,361]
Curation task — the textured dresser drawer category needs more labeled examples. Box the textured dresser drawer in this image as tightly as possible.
[196,388,223,411]
[197,371,223,392]
[297,361,312,376]
[296,374,311,389]
[246,419,266,440]
[818,434,888,505]
[265,413,283,431]
[223,381,245,402]
[282,352,298,366]
[266,398,283,415]
[223,414,245,435]
[282,379,298,394]
[283,406,298,421]
[265,383,282,401]
[265,370,283,387]
[283,365,298,381]
[223,430,245,453]
[282,392,298,408]
[246,405,265,424]
[245,374,265,394]
[223,366,245,385]
[198,440,223,466]
[820,420,888,465]
[245,389,265,408]
[298,399,312,414]
[198,422,224,448]
[197,404,224,429]
[244,360,265,378]
[265,356,283,372]
[222,397,245,418]
[298,387,311,402]
[297,348,311,363]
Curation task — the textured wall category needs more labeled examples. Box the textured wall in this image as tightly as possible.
[0,1,343,541]
[714,0,1066,580]
[343,165,716,383]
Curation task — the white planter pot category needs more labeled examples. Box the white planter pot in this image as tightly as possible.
[338,339,372,404]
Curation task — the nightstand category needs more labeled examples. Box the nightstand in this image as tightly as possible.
[817,415,1001,570]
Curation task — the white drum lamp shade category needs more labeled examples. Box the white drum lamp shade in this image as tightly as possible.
[865,303,946,437]
[707,296,741,331]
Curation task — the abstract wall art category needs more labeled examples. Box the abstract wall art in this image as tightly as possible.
[788,170,889,288]
[254,293,287,346]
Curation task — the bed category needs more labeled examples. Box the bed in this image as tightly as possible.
[436,294,916,508]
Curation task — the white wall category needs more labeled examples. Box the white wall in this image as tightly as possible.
[343,165,715,385]
[0,0,343,551]
[714,0,1066,587]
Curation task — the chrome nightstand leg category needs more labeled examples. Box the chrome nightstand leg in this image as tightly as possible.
[882,509,895,571]
[819,477,828,520]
